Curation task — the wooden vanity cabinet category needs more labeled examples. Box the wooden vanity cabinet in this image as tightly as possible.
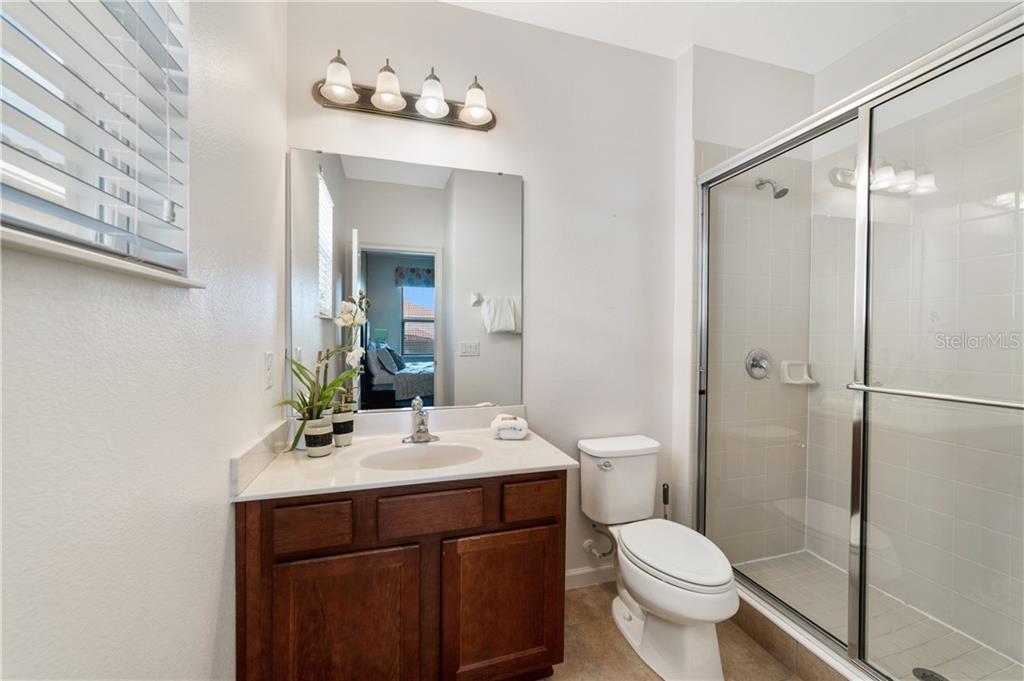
[236,470,567,681]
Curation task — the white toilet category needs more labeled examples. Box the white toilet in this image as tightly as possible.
[578,435,738,681]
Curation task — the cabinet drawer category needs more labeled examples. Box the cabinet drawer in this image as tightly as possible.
[273,501,353,555]
[502,479,563,523]
[378,488,483,540]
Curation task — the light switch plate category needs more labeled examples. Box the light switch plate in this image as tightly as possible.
[458,341,480,357]
[264,351,274,390]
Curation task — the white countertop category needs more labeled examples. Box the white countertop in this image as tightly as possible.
[233,427,579,502]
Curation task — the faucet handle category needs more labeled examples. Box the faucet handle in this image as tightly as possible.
[411,396,424,413]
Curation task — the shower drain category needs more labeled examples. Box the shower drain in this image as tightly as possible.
[913,668,950,681]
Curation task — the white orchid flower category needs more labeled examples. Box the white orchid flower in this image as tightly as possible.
[346,346,365,367]
[335,312,355,327]
[354,310,368,326]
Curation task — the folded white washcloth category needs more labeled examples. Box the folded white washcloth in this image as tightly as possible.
[490,413,529,440]
[481,296,521,334]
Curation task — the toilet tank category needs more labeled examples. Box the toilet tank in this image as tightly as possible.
[578,435,661,525]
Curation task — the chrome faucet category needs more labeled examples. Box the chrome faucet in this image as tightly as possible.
[403,396,439,444]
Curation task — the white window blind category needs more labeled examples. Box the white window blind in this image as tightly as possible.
[316,171,333,317]
[1,1,189,274]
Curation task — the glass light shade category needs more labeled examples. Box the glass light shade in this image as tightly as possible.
[415,68,449,119]
[370,59,406,112]
[892,167,917,193]
[909,170,938,195]
[320,50,358,105]
[458,76,493,126]
[870,163,896,190]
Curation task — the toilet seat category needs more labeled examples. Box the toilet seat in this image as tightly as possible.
[618,519,734,595]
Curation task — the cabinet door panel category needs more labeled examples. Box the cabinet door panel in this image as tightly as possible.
[273,546,420,681]
[441,526,563,681]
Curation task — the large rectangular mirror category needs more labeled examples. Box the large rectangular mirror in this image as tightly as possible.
[288,150,523,411]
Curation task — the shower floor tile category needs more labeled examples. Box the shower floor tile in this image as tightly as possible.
[736,551,1022,681]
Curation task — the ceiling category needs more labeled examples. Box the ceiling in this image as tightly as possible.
[341,156,452,189]
[449,2,1007,73]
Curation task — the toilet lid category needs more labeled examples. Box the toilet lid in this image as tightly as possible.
[618,519,733,590]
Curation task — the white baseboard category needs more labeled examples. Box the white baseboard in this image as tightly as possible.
[565,564,615,590]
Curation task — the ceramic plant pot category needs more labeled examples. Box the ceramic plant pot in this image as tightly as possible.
[301,416,334,458]
[332,408,355,447]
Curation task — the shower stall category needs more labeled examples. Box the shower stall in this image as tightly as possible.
[697,8,1023,681]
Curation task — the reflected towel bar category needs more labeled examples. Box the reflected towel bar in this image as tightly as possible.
[846,383,1024,411]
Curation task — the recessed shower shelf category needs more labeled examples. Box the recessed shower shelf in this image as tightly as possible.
[780,361,816,386]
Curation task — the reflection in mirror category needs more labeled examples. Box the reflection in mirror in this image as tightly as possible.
[288,150,523,412]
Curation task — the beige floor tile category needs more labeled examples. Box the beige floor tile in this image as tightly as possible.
[980,663,1024,680]
[738,551,1022,681]
[555,585,799,681]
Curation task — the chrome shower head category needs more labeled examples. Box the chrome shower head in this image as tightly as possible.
[756,177,789,199]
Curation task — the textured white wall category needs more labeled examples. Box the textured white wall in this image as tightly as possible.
[286,1,677,577]
[671,48,698,526]
[692,46,814,151]
[341,179,446,254]
[445,169,523,407]
[1,2,288,677]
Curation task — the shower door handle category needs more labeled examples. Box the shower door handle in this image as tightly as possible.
[847,383,1023,411]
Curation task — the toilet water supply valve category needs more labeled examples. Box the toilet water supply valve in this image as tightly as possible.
[583,483,671,558]
[584,525,617,559]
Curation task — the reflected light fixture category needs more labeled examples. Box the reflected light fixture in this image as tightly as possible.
[320,50,359,105]
[910,168,938,195]
[415,67,449,119]
[370,58,407,112]
[870,162,896,190]
[458,76,493,126]
[892,165,917,193]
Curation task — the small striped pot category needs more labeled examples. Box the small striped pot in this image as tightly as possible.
[301,417,334,458]
[332,409,355,447]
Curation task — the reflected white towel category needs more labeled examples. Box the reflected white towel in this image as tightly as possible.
[491,414,529,440]
[481,296,520,334]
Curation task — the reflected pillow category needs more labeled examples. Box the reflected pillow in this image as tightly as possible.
[376,347,399,375]
[383,344,406,370]
[365,346,387,376]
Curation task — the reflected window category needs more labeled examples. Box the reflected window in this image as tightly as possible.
[401,286,435,357]
[316,172,333,317]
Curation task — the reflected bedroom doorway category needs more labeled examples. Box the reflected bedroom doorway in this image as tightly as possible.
[360,248,439,410]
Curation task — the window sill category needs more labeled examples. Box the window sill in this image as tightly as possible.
[1,227,205,289]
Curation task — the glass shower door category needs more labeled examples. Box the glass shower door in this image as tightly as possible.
[860,35,1024,681]
[703,118,860,644]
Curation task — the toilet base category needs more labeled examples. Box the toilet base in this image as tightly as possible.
[612,595,725,681]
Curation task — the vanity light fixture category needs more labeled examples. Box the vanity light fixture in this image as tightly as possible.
[458,76,493,126]
[320,50,359,105]
[415,68,449,119]
[311,51,497,131]
[370,58,406,112]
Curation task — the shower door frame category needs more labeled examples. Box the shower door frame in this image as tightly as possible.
[695,5,1024,677]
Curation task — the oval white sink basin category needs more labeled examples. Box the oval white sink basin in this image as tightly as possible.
[360,443,483,471]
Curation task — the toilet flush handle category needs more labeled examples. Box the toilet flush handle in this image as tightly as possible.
[598,460,614,471]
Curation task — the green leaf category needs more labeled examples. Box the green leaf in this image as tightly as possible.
[286,420,305,452]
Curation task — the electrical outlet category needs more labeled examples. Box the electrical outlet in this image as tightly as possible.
[458,341,480,357]
[294,347,302,362]
[264,351,274,390]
